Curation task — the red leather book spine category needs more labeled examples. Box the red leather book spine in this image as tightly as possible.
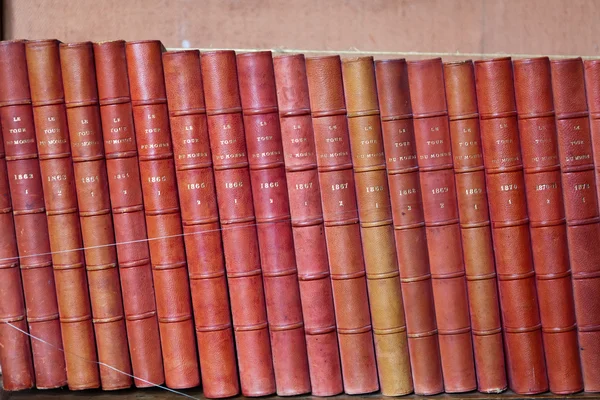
[273,54,343,397]
[586,60,600,210]
[59,41,132,390]
[93,39,164,388]
[200,50,276,397]
[553,58,600,393]
[236,51,311,396]
[25,39,100,390]
[406,58,476,393]
[374,58,444,395]
[305,55,379,395]
[474,57,549,394]
[342,57,413,396]
[513,57,582,394]
[443,60,507,393]
[0,39,64,389]
[0,103,35,391]
[163,50,239,398]
[125,40,200,389]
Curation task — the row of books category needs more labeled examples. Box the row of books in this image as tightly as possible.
[0,39,598,398]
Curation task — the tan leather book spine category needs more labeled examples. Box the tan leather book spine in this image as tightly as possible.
[513,57,583,394]
[305,55,379,395]
[407,58,476,393]
[93,39,164,388]
[0,101,35,391]
[443,60,507,393]
[554,58,600,393]
[163,49,239,398]
[60,41,132,390]
[273,54,343,397]
[25,39,100,390]
[237,51,311,396]
[125,40,200,389]
[342,56,413,396]
[200,50,276,397]
[474,57,549,394]
[0,39,65,389]
[374,58,444,395]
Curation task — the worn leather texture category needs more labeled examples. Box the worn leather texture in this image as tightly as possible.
[125,40,200,389]
[342,56,413,396]
[554,58,600,393]
[407,58,477,393]
[200,50,276,397]
[0,106,35,391]
[474,57,549,395]
[60,41,132,391]
[236,51,311,396]
[374,58,444,395]
[273,54,343,397]
[513,57,583,394]
[443,60,507,393]
[25,39,101,390]
[0,39,65,390]
[163,49,240,398]
[305,55,379,395]
[93,39,164,389]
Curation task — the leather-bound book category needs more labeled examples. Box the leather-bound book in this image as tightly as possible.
[374,58,444,395]
[163,49,239,398]
[25,39,100,390]
[94,40,164,388]
[59,41,132,390]
[586,60,600,207]
[0,105,35,390]
[305,55,379,395]
[236,51,311,396]
[342,56,413,396]
[125,40,200,389]
[474,57,549,394]
[273,54,343,397]
[554,58,600,392]
[200,50,276,397]
[0,39,64,389]
[443,60,507,393]
[513,57,582,394]
[406,58,476,393]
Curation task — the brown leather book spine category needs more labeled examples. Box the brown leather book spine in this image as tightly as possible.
[93,39,164,388]
[554,58,600,393]
[513,57,582,394]
[443,60,507,393]
[125,40,200,389]
[474,57,549,394]
[0,105,35,391]
[374,58,444,395]
[273,54,343,397]
[305,55,379,395]
[0,39,64,389]
[342,56,413,396]
[163,49,239,398]
[237,51,311,396]
[59,41,132,390]
[25,39,100,390]
[200,50,276,397]
[406,58,476,393]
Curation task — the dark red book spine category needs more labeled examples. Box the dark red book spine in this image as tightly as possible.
[26,39,100,390]
[163,49,239,398]
[474,57,549,394]
[375,58,445,395]
[0,39,64,389]
[273,54,343,397]
[125,40,200,389]
[200,50,276,397]
[236,51,311,396]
